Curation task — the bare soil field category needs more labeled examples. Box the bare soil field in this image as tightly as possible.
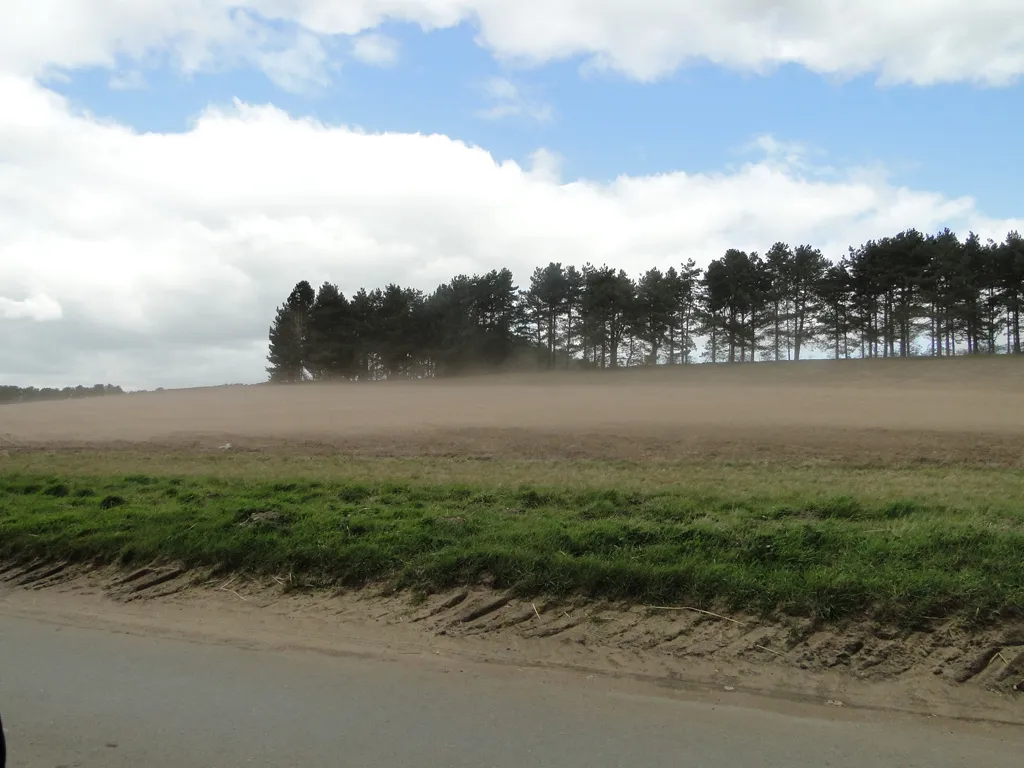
[2,356,1023,464]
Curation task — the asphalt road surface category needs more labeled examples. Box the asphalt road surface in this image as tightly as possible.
[1,614,1020,767]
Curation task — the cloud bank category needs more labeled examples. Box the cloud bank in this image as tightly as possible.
[3,1,1022,88]
[1,74,1019,388]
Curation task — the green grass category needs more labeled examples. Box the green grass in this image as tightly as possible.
[7,451,1024,511]
[2,469,1022,627]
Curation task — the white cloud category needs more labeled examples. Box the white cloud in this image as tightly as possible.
[477,77,553,122]
[252,30,332,92]
[108,70,146,90]
[527,148,564,184]
[0,294,63,322]
[2,1,1023,86]
[351,32,400,67]
[0,2,332,92]
[1,74,1020,389]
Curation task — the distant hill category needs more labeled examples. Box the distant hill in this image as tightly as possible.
[0,384,125,405]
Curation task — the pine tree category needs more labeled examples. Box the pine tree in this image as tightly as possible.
[307,282,353,380]
[525,263,569,368]
[790,244,828,360]
[633,268,674,365]
[762,242,794,361]
[266,281,315,382]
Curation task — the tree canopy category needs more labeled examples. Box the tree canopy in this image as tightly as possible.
[0,384,125,404]
[267,228,1024,381]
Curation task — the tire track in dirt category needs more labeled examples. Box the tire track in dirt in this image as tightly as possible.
[3,560,1023,706]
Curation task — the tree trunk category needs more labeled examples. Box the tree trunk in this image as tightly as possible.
[794,310,804,361]
[546,307,556,368]
[728,313,736,363]
[773,300,781,362]
[1013,304,1021,354]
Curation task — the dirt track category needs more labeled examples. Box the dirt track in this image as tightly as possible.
[6,593,1023,768]
[3,562,1024,726]
[3,358,1023,464]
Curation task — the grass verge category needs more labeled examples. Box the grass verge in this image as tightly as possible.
[2,468,1022,628]
[6,451,1024,509]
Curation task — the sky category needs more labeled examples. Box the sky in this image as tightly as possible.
[1,1,1023,390]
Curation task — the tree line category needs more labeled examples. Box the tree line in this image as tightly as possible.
[266,228,1024,382]
[0,384,125,405]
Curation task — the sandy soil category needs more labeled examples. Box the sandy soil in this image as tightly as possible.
[3,357,1024,465]
[2,560,1023,725]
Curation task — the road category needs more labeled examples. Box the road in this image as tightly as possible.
[0,613,1020,768]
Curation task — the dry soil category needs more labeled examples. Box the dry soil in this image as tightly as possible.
[2,356,1023,465]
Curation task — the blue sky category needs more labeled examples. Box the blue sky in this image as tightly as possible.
[48,20,1023,218]
[2,2,1023,388]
